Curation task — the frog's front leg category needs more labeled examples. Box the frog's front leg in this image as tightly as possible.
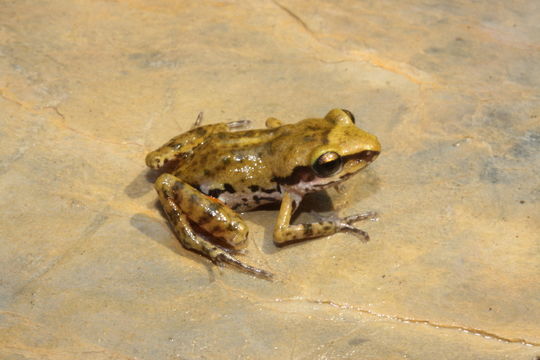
[154,173,273,279]
[265,117,283,128]
[273,192,377,245]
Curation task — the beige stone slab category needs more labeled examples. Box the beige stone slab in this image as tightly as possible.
[1,0,539,359]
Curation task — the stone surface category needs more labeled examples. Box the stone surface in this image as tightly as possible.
[1,0,539,359]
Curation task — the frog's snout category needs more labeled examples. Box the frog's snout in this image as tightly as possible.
[358,150,380,163]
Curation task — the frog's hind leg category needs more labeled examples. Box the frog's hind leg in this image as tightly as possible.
[146,122,230,169]
[191,111,204,128]
[192,112,251,129]
[154,173,273,280]
[146,115,252,170]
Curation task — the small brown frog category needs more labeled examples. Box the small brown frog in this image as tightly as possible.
[146,109,381,279]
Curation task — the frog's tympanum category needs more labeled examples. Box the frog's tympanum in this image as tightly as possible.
[146,109,381,279]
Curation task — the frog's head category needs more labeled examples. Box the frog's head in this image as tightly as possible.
[273,109,381,195]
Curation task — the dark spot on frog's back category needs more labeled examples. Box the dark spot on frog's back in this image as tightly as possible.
[203,169,212,177]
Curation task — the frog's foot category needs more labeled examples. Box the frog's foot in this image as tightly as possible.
[227,119,251,129]
[191,111,204,128]
[155,173,273,280]
[313,211,379,242]
[191,112,251,130]
[211,250,273,280]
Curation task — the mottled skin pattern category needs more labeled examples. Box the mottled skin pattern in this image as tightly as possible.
[146,109,381,279]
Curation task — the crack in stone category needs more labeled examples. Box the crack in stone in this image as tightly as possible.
[0,88,35,109]
[44,105,144,148]
[268,3,434,87]
[275,297,540,347]
[271,0,317,39]
[11,208,111,299]
[0,311,137,360]
[1,87,142,148]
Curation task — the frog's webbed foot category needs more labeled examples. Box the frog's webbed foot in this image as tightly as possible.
[155,173,273,280]
[192,112,251,130]
[227,119,251,129]
[191,111,204,128]
[213,251,273,280]
[312,211,378,242]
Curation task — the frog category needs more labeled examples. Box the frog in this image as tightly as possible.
[145,109,381,279]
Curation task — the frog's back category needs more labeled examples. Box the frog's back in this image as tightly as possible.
[172,127,282,209]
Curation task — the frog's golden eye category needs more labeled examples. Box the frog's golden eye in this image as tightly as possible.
[312,151,343,177]
[341,109,355,124]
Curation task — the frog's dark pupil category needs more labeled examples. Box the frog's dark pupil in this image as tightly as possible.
[313,152,343,177]
[341,109,355,124]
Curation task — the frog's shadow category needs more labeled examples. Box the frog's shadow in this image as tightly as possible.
[130,210,221,281]
[125,161,182,199]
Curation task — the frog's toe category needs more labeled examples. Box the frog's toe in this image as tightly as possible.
[145,152,164,169]
[342,211,379,224]
[340,224,370,242]
[214,252,273,280]
[227,119,251,129]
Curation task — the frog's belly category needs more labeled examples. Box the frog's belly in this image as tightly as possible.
[217,190,283,212]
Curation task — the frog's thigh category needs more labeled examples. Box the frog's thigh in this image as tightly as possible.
[273,192,345,245]
[154,173,248,250]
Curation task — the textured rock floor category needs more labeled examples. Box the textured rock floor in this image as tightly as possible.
[1,1,539,359]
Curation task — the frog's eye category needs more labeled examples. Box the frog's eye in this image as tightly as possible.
[341,109,355,124]
[313,151,343,177]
